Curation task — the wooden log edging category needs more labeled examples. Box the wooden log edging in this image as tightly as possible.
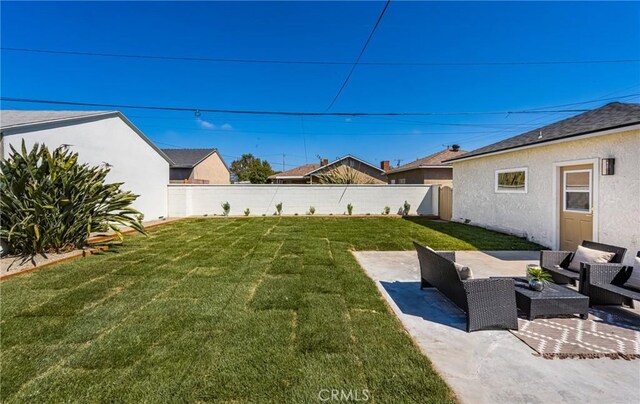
[0,218,183,281]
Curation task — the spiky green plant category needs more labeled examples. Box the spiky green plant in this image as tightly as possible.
[314,166,373,184]
[221,201,230,216]
[383,206,390,215]
[275,202,283,215]
[308,206,315,215]
[347,203,353,215]
[0,141,145,255]
[244,208,250,216]
[527,266,553,283]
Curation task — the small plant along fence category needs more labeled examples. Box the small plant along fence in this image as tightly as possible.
[168,184,439,217]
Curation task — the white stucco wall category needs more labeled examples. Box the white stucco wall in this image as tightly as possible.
[452,129,640,264]
[168,184,438,217]
[2,116,170,220]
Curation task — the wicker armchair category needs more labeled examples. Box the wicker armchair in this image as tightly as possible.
[540,240,628,291]
[585,251,640,308]
[413,242,518,332]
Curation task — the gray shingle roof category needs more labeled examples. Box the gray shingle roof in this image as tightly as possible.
[269,155,383,179]
[385,148,467,174]
[446,102,640,162]
[268,163,321,179]
[1,110,114,129]
[161,148,218,168]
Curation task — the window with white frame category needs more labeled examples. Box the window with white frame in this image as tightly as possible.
[495,168,527,193]
[563,169,591,212]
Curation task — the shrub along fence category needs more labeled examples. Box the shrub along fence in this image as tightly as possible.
[167,184,439,217]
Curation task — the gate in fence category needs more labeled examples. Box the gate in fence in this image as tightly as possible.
[438,186,453,221]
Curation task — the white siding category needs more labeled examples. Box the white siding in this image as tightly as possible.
[2,116,170,220]
[168,184,438,217]
[452,129,640,264]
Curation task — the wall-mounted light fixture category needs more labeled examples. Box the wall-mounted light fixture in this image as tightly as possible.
[601,158,615,176]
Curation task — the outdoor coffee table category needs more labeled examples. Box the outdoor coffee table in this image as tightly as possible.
[511,278,589,320]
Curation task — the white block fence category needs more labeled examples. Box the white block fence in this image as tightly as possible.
[167,184,439,217]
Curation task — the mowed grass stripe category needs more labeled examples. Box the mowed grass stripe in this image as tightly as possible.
[2,217,541,402]
[5,220,265,398]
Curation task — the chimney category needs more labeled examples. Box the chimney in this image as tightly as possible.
[450,144,461,152]
[320,158,328,166]
[380,160,390,171]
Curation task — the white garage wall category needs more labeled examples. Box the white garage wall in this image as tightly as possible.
[452,129,640,265]
[3,116,170,220]
[168,184,438,217]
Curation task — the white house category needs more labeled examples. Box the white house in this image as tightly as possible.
[446,102,640,265]
[0,110,172,220]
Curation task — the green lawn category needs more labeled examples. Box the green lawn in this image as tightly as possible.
[1,217,541,403]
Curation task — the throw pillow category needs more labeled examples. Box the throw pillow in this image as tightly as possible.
[567,245,615,271]
[453,262,473,280]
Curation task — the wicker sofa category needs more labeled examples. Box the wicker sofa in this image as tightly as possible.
[413,242,518,332]
[540,240,627,291]
[584,251,640,308]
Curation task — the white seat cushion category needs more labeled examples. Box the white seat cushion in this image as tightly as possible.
[625,257,640,290]
[453,262,473,280]
[567,245,615,271]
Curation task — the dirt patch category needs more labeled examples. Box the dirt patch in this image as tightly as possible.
[0,218,182,281]
[1,250,84,276]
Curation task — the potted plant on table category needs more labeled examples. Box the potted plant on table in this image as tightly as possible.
[526,266,553,291]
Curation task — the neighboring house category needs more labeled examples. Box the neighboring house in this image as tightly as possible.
[0,110,171,220]
[385,145,467,185]
[161,148,230,184]
[446,102,640,264]
[268,155,387,184]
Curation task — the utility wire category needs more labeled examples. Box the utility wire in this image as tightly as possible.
[0,97,591,116]
[377,93,640,125]
[325,0,391,111]
[3,46,639,67]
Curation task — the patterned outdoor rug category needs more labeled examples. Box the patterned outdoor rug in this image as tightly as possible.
[511,308,640,360]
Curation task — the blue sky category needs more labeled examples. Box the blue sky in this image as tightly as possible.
[2,1,639,171]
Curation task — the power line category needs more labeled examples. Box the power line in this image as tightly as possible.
[0,96,591,116]
[142,123,509,136]
[3,46,639,67]
[126,113,555,130]
[325,0,391,111]
[378,93,640,126]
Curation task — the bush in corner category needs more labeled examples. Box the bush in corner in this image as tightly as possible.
[0,141,145,256]
[221,201,231,216]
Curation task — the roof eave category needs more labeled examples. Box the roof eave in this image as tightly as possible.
[386,164,452,174]
[1,111,174,165]
[269,175,307,179]
[446,122,640,163]
[188,149,219,169]
[0,111,118,133]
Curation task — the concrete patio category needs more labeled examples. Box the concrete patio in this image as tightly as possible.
[353,250,640,404]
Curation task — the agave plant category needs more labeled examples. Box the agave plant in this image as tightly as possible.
[0,141,145,256]
[314,166,373,184]
[347,203,353,215]
[275,202,283,215]
[244,208,250,216]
